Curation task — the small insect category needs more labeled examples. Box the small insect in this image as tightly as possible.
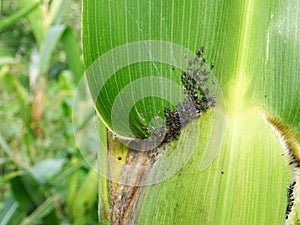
[202,96,209,102]
[191,78,197,84]
[185,69,191,74]
[196,50,202,57]
[181,74,190,84]
[194,75,201,82]
[201,105,208,111]
[201,69,209,75]
[196,46,205,57]
[121,194,126,204]
[174,130,181,140]
[164,108,171,117]
[203,88,209,95]
[192,92,198,100]
[202,77,208,82]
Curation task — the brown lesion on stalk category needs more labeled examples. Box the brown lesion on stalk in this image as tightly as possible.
[107,131,157,225]
[262,110,300,223]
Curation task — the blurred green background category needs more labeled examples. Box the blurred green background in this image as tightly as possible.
[0,0,99,224]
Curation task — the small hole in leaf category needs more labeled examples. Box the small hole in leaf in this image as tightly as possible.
[117,156,122,161]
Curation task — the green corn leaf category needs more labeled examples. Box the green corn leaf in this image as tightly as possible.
[82,0,300,224]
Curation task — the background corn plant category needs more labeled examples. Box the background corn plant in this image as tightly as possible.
[82,0,300,225]
[0,0,99,224]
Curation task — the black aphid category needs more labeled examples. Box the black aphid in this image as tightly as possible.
[164,108,171,117]
[196,46,205,57]
[203,88,209,95]
[200,58,206,66]
[201,69,209,76]
[202,96,209,102]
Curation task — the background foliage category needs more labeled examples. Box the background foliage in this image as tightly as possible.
[0,0,99,224]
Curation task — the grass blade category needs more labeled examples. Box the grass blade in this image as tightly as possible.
[48,0,69,25]
[15,0,46,46]
[0,195,25,225]
[0,0,41,32]
[20,195,59,225]
[39,24,66,75]
[10,172,60,225]
[61,27,83,84]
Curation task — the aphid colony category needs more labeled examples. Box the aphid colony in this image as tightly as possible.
[286,181,296,219]
[148,46,216,146]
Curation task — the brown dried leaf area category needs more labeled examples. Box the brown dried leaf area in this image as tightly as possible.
[107,131,159,225]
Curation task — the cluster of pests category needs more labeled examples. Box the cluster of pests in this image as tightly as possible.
[144,108,182,146]
[146,46,217,146]
[286,181,296,219]
[181,46,216,112]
